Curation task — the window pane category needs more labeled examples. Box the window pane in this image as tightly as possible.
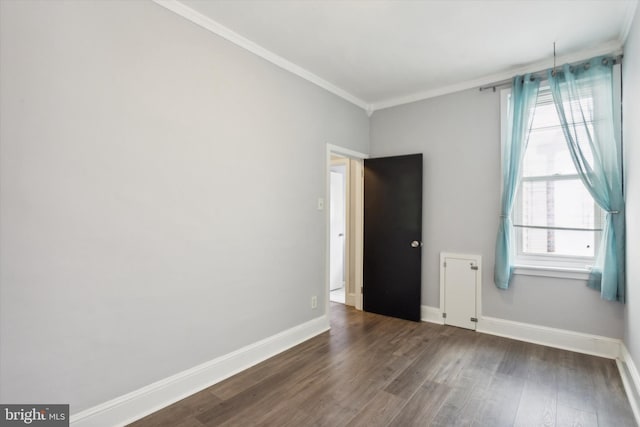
[524,126,580,176]
[529,94,558,129]
[520,179,596,229]
[521,228,595,257]
[523,89,595,178]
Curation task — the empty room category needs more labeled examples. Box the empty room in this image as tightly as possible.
[1,0,640,426]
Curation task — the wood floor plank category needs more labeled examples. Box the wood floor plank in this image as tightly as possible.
[195,358,317,426]
[430,371,483,426]
[513,381,557,427]
[526,344,560,389]
[128,303,636,427]
[497,340,534,379]
[589,356,638,427]
[556,403,598,427]
[383,338,448,399]
[473,372,526,427]
[344,390,406,427]
[129,389,218,427]
[207,333,328,400]
[428,328,479,385]
[251,408,312,427]
[556,351,597,414]
[387,380,451,426]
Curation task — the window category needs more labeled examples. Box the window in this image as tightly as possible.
[501,86,604,273]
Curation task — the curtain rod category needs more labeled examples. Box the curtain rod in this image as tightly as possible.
[479,54,623,93]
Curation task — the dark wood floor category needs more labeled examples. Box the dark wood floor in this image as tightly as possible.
[130,303,636,427]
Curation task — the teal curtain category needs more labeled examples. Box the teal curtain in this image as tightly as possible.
[548,56,625,302]
[494,74,540,289]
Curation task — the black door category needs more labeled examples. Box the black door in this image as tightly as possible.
[364,154,422,322]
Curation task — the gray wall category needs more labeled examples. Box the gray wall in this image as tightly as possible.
[0,1,368,412]
[623,5,640,370]
[370,87,625,338]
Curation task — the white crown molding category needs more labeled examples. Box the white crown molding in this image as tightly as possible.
[620,0,639,44]
[618,343,640,425]
[370,40,624,113]
[152,0,369,111]
[153,1,629,115]
[69,315,330,427]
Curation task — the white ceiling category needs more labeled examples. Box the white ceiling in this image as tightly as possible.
[163,0,637,111]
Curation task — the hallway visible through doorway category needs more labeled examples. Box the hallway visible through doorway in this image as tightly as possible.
[329,157,347,304]
[326,144,366,311]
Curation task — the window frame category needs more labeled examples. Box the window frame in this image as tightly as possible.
[500,86,600,279]
[512,172,604,269]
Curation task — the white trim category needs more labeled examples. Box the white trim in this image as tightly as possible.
[421,305,444,325]
[477,316,621,359]
[152,0,369,111]
[345,293,356,306]
[70,316,330,427]
[153,1,627,113]
[512,265,591,280]
[620,0,640,44]
[618,344,640,425]
[422,305,622,361]
[352,159,364,311]
[326,144,369,160]
[325,144,368,314]
[370,41,623,112]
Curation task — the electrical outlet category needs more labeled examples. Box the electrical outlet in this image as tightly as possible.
[311,295,318,309]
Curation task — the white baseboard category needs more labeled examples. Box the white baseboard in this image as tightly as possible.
[345,293,356,307]
[70,315,330,427]
[477,316,621,359]
[421,306,620,360]
[618,344,640,426]
[421,305,444,325]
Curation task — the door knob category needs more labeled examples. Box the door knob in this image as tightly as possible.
[410,240,422,248]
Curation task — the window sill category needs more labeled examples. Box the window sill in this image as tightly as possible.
[512,265,591,280]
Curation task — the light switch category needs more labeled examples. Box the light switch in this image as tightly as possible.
[317,198,324,210]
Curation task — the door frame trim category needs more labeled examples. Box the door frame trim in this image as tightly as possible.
[325,144,368,313]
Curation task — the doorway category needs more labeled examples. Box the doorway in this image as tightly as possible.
[329,157,347,304]
[326,144,366,311]
[325,145,423,321]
